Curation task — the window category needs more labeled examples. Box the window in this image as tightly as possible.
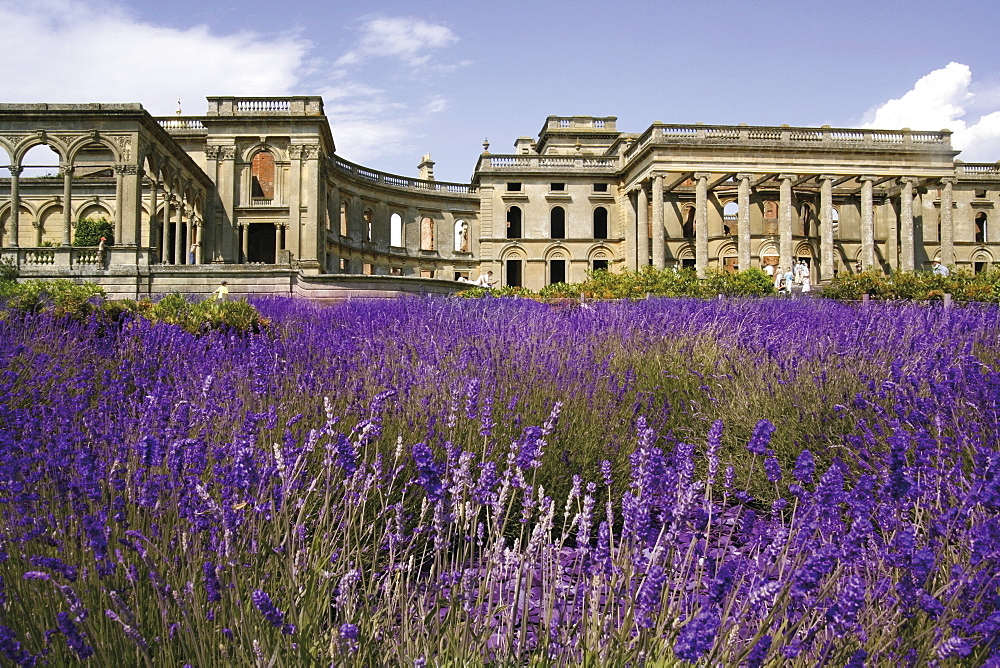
[454,219,469,252]
[250,151,275,201]
[976,212,987,244]
[506,182,522,192]
[420,217,435,250]
[593,207,608,239]
[507,206,522,239]
[363,263,373,275]
[505,259,523,287]
[550,206,566,239]
[550,259,566,285]
[390,213,403,247]
[975,189,987,199]
[593,183,609,193]
[592,258,609,272]
[682,206,695,239]
[363,208,373,242]
[340,202,348,237]
[550,183,566,192]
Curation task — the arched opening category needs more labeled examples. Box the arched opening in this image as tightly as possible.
[975,212,987,244]
[682,205,695,239]
[831,207,840,239]
[592,254,609,273]
[390,213,403,247]
[972,252,992,274]
[507,206,522,239]
[250,151,276,204]
[20,144,62,179]
[800,203,813,237]
[363,208,374,242]
[593,206,608,239]
[340,201,348,237]
[454,219,469,252]
[549,254,566,285]
[550,206,565,239]
[763,200,778,235]
[722,201,738,236]
[420,217,435,250]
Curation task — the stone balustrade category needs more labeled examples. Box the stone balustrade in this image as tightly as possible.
[624,124,953,161]
[480,155,617,172]
[331,156,475,194]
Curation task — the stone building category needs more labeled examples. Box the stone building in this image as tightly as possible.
[1,96,998,297]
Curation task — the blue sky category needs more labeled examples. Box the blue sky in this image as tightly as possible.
[3,0,1000,181]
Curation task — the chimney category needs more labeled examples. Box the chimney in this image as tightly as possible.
[418,153,435,180]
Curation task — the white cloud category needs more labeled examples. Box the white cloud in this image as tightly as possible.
[863,62,1000,161]
[0,2,463,173]
[334,16,460,69]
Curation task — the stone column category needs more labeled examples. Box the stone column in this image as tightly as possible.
[737,173,752,270]
[288,145,303,263]
[860,176,876,269]
[241,223,250,263]
[122,164,143,248]
[8,165,22,247]
[778,174,796,271]
[900,177,916,272]
[651,175,665,269]
[161,194,172,264]
[114,164,126,243]
[275,223,284,262]
[695,172,710,276]
[940,178,955,266]
[820,175,835,282]
[637,185,649,268]
[148,178,159,260]
[624,187,637,271]
[195,220,204,264]
[61,164,74,246]
[174,198,184,265]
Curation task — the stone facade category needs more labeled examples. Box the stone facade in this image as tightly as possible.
[2,97,999,296]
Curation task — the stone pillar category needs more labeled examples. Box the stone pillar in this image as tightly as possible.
[174,198,184,265]
[637,186,649,267]
[195,220,204,264]
[778,174,796,271]
[900,177,916,272]
[148,178,159,260]
[61,164,74,246]
[940,178,955,266]
[114,164,126,243]
[288,145,303,263]
[217,146,238,262]
[8,165,22,247]
[624,187,637,271]
[695,172,710,276]
[161,194,172,264]
[241,223,250,263]
[860,176,876,269]
[820,175,835,282]
[275,223,284,262]
[121,164,143,247]
[651,175,665,269]
[737,173,752,270]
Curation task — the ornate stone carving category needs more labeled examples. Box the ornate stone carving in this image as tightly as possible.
[219,146,236,160]
[125,164,140,175]
[288,144,304,159]
[112,135,132,161]
[2,135,24,150]
[8,165,24,176]
[303,144,321,159]
[205,146,221,160]
[114,164,129,176]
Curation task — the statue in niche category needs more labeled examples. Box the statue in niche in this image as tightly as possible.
[456,220,469,252]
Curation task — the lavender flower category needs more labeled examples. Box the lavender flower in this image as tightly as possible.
[746,634,771,668]
[792,449,814,483]
[673,610,719,662]
[203,561,222,603]
[746,419,776,456]
[56,612,93,659]
[251,589,295,635]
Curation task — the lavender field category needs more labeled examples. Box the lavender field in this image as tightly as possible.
[1,296,999,666]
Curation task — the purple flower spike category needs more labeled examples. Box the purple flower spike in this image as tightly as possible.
[673,610,720,662]
[747,419,776,456]
[251,589,294,634]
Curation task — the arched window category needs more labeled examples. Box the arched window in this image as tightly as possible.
[723,201,738,236]
[454,219,469,252]
[550,206,565,239]
[593,207,608,239]
[340,202,348,237]
[507,206,522,239]
[420,217,435,250]
[682,206,695,239]
[831,207,840,239]
[251,151,275,202]
[549,254,566,285]
[800,204,814,237]
[390,213,403,247]
[976,212,987,244]
[363,208,373,242]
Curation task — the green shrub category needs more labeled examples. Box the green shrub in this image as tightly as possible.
[821,269,1000,303]
[0,257,18,283]
[73,217,114,247]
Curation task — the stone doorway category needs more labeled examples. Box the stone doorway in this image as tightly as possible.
[248,223,276,263]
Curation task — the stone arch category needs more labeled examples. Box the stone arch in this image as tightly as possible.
[0,201,36,247]
[15,135,70,165]
[676,242,695,269]
[794,240,816,259]
[588,244,612,272]
[971,248,993,273]
[249,149,278,202]
[36,200,65,245]
[543,243,571,261]
[799,202,815,237]
[500,244,526,288]
[67,134,122,164]
[19,143,63,178]
[717,241,738,272]
[757,240,779,271]
[77,201,113,223]
[681,204,695,238]
[0,138,15,165]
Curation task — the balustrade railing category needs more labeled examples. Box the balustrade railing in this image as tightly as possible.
[482,155,617,171]
[157,118,207,131]
[331,157,475,194]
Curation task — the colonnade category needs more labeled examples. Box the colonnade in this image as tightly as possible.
[626,172,954,278]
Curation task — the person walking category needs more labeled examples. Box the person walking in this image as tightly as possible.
[211,280,229,301]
